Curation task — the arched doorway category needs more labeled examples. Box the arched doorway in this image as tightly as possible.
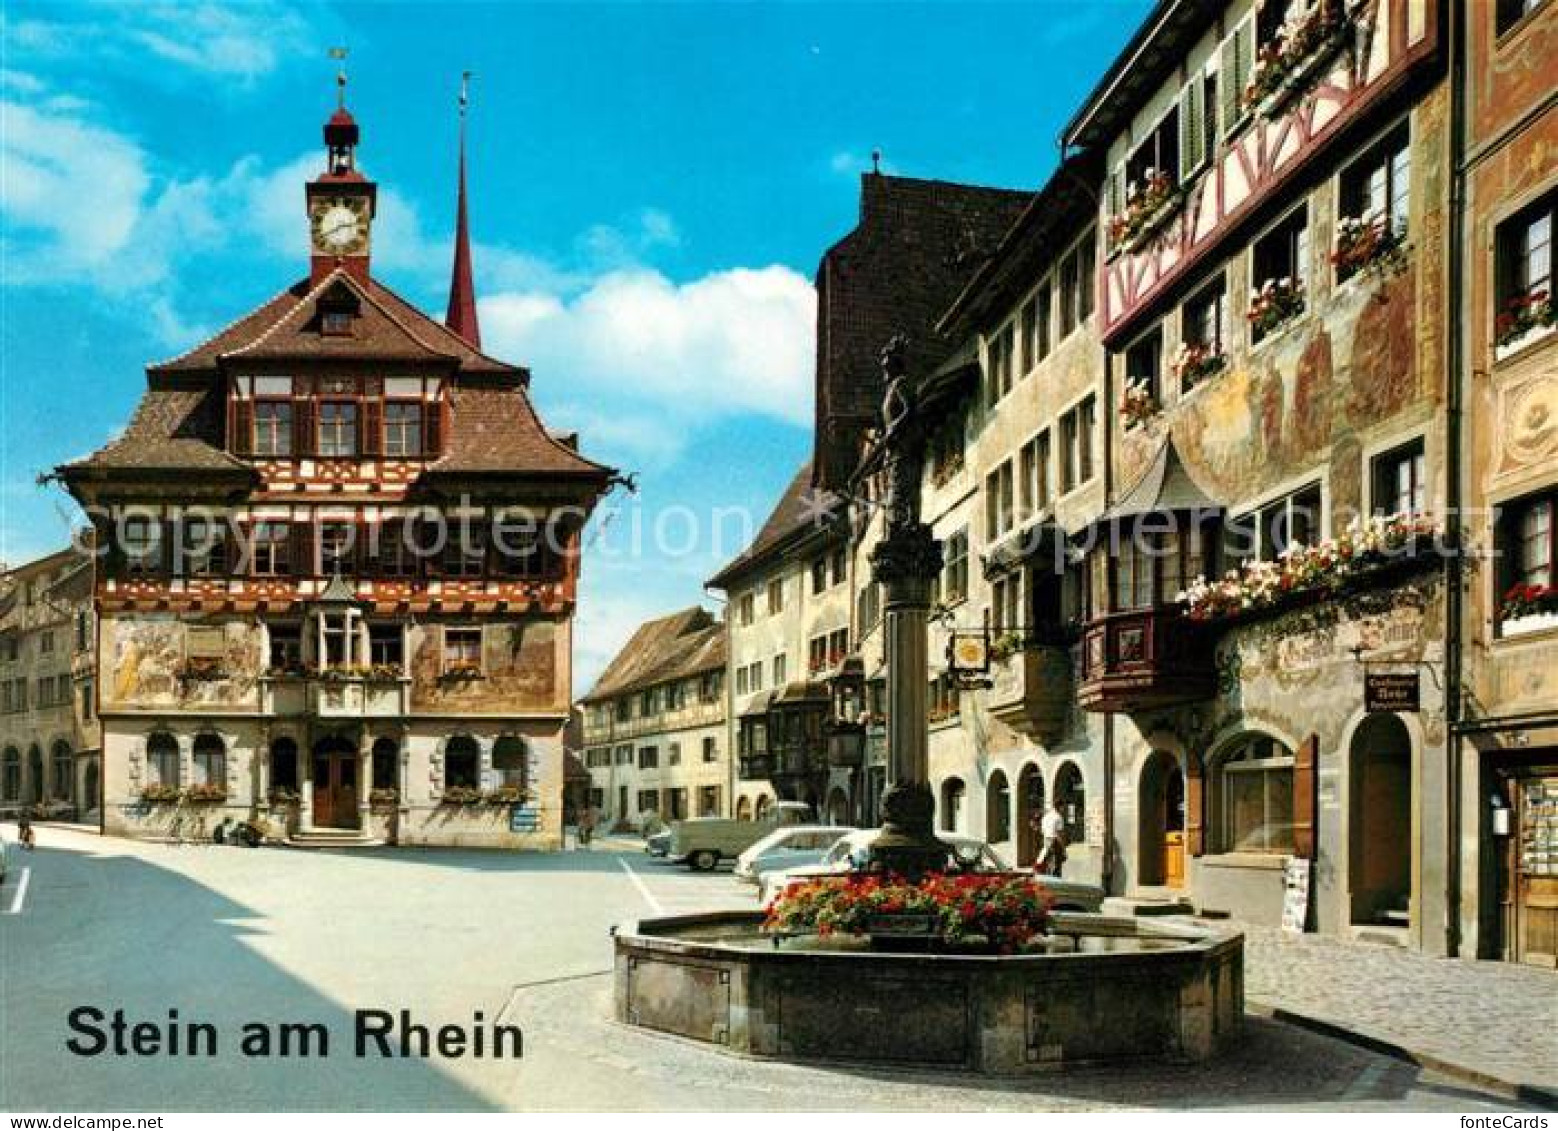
[825,788,849,825]
[1139,750,1185,887]
[940,777,966,834]
[26,745,44,805]
[51,741,73,804]
[986,769,1012,847]
[754,795,771,822]
[736,796,752,822]
[1349,714,1412,926]
[1054,761,1085,845]
[311,734,360,829]
[1017,764,1045,866]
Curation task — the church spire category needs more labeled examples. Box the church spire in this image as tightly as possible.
[445,71,481,348]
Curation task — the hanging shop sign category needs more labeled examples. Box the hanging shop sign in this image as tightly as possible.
[947,631,990,676]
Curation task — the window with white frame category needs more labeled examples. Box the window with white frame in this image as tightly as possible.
[254,400,293,456]
[383,402,424,457]
[1370,439,1427,518]
[1494,190,1554,349]
[1337,122,1410,280]
[1226,481,1323,566]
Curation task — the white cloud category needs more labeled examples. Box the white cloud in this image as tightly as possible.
[482,265,816,431]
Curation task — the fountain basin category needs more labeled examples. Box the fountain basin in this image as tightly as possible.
[614,910,1242,1073]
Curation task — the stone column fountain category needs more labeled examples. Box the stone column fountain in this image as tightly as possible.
[862,335,946,877]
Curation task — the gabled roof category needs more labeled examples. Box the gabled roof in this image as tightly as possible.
[58,382,254,478]
[581,607,727,704]
[707,460,842,590]
[812,173,1033,491]
[1087,435,1222,530]
[148,271,523,378]
[429,385,614,478]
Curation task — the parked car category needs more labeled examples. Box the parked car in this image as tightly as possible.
[757,830,1105,913]
[644,829,673,857]
[665,801,814,871]
[733,825,857,886]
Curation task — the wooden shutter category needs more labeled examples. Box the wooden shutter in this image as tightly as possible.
[1293,733,1319,860]
[232,398,254,457]
[423,397,445,457]
[361,399,382,457]
[1186,753,1205,857]
[1220,20,1251,136]
[1107,164,1124,218]
[292,397,314,458]
[290,520,314,578]
[1180,75,1206,174]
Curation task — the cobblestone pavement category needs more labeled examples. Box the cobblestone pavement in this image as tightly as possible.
[1236,922,1558,1096]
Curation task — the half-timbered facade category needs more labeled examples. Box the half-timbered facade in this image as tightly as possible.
[57,98,611,849]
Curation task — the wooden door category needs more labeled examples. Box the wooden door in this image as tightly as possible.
[1164,832,1186,888]
[311,751,360,829]
[1515,774,1558,967]
[1164,766,1186,889]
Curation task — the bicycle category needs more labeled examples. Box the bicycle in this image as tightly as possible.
[165,803,209,847]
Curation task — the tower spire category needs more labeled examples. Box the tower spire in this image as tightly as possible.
[445,70,481,348]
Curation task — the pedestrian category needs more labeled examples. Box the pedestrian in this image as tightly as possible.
[577,803,598,848]
[17,810,35,851]
[1035,800,1066,878]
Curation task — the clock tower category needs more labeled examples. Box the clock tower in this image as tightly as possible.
[305,87,377,285]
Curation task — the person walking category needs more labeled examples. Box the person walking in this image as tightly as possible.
[1035,800,1066,878]
[577,803,598,848]
[17,810,36,851]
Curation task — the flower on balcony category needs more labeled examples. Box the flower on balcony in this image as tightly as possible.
[1107,168,1181,253]
[989,632,1025,661]
[763,873,1053,954]
[1171,341,1228,390]
[1179,513,1440,622]
[1248,277,1306,338]
[183,783,228,803]
[1501,583,1558,622]
[1120,378,1160,428]
[1332,216,1409,279]
[1494,290,1555,350]
[139,783,182,804]
[1243,5,1349,115]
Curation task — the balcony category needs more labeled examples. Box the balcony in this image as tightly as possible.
[738,753,775,781]
[986,643,1072,740]
[261,671,409,718]
[1076,609,1215,713]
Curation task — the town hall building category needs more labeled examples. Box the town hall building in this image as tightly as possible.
[57,88,613,848]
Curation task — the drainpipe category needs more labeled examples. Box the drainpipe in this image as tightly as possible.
[1443,0,1468,959]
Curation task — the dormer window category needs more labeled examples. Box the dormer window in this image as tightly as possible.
[321,309,353,336]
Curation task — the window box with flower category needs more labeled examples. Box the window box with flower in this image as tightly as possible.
[1500,583,1558,639]
[1331,217,1410,282]
[1494,291,1555,360]
[267,786,300,807]
[1120,379,1160,429]
[1248,278,1306,341]
[1107,169,1183,257]
[183,783,228,804]
[368,787,400,808]
[1244,4,1353,121]
[439,785,484,807]
[139,783,182,805]
[1171,342,1227,391]
[1179,513,1440,625]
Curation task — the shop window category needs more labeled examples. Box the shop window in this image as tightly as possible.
[146,732,180,788]
[444,736,480,790]
[1216,735,1295,854]
[192,734,225,788]
[492,737,527,788]
[1371,439,1427,518]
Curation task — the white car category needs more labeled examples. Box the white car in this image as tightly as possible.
[757,829,1106,914]
[733,825,857,886]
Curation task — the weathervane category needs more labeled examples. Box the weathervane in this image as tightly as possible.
[460,69,474,116]
[329,46,349,107]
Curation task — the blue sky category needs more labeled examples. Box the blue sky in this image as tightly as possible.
[1,0,1149,687]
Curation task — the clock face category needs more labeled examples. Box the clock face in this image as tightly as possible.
[312,199,367,255]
